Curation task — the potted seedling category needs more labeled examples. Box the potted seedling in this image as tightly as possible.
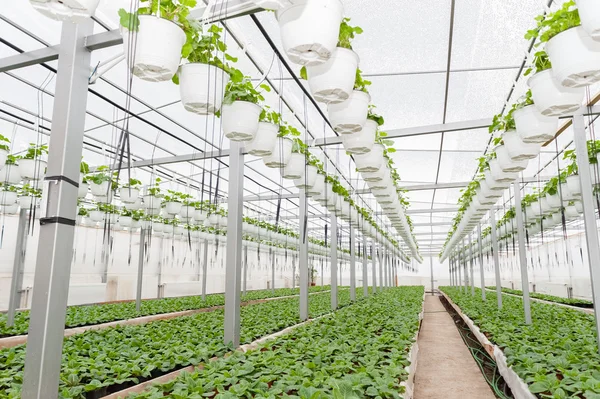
[277,0,344,66]
[219,69,271,142]
[119,177,142,203]
[511,90,558,144]
[302,18,361,104]
[119,208,134,227]
[489,112,541,162]
[29,0,100,22]
[563,150,582,195]
[354,141,385,173]
[163,189,183,215]
[79,159,90,199]
[526,1,600,88]
[0,155,21,184]
[525,50,584,116]
[118,0,192,82]
[131,210,144,229]
[18,143,48,180]
[281,138,306,180]
[0,183,18,206]
[576,0,600,39]
[342,108,382,155]
[263,122,299,168]
[88,165,117,199]
[19,184,42,209]
[246,107,281,157]
[89,202,107,223]
[328,68,371,134]
[307,171,326,197]
[0,134,10,170]
[294,149,321,190]
[143,178,163,210]
[179,194,195,220]
[176,24,237,115]
[77,206,89,226]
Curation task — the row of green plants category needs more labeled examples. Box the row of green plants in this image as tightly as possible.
[441,287,600,399]
[127,286,424,399]
[0,136,48,164]
[0,286,333,338]
[487,287,593,309]
[0,289,359,398]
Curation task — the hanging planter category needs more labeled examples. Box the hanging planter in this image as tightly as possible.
[19,159,46,181]
[566,174,582,196]
[495,145,529,173]
[179,63,230,115]
[89,210,105,223]
[566,204,580,219]
[29,0,100,22]
[0,188,17,206]
[281,153,305,180]
[484,170,510,191]
[560,182,577,202]
[546,193,562,210]
[222,101,262,142]
[362,165,390,182]
[90,181,110,197]
[122,15,186,82]
[306,47,359,104]
[143,195,162,210]
[328,91,370,134]
[342,120,377,155]
[540,197,553,216]
[354,144,384,173]
[502,130,541,161]
[124,199,143,211]
[307,173,325,196]
[119,187,140,204]
[119,216,133,228]
[263,138,293,168]
[247,123,279,157]
[489,159,517,183]
[513,105,558,144]
[165,201,182,215]
[577,0,600,40]
[546,26,600,88]
[180,205,195,219]
[551,212,563,226]
[207,213,219,226]
[0,150,7,170]
[528,69,585,116]
[367,177,389,190]
[19,195,39,210]
[277,0,344,66]
[194,209,207,222]
[0,164,21,185]
[295,165,319,190]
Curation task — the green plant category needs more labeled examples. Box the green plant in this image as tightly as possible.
[0,183,18,193]
[5,155,17,166]
[367,105,385,126]
[277,121,302,138]
[77,207,89,217]
[219,68,271,107]
[20,184,42,198]
[354,68,372,93]
[146,177,162,196]
[87,166,118,191]
[19,143,48,160]
[122,178,142,189]
[163,190,192,204]
[0,134,10,152]
[337,18,363,49]
[259,106,282,125]
[524,50,552,77]
[525,1,580,43]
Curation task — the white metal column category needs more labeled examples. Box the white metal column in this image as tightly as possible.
[362,236,368,296]
[201,238,209,300]
[136,228,146,312]
[330,214,338,310]
[477,224,486,301]
[6,209,29,326]
[371,243,377,293]
[350,227,356,300]
[299,189,309,321]
[490,211,502,310]
[468,234,475,295]
[513,181,532,325]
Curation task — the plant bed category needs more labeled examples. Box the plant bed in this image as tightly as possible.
[487,287,593,309]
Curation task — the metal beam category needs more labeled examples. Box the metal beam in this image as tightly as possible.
[406,207,459,214]
[243,193,300,202]
[98,149,232,171]
[413,222,452,227]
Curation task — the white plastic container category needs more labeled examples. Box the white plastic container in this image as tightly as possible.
[0,150,7,170]
[277,0,344,66]
[179,63,230,115]
[495,145,529,173]
[165,201,182,215]
[78,182,89,199]
[528,69,585,116]
[281,153,305,180]
[19,196,39,210]
[306,48,358,104]
[124,199,142,211]
[565,205,579,219]
[513,105,558,143]
[119,216,133,227]
[89,210,105,222]
[123,15,186,82]
[180,205,195,219]
[484,170,510,191]
[342,120,377,155]
[566,174,582,196]
[0,165,21,185]
[119,187,140,203]
[546,193,562,210]
[19,159,46,180]
[0,190,17,206]
[263,138,293,168]
[552,212,563,226]
[143,194,162,210]
[502,130,542,161]
[489,159,517,183]
[307,173,325,196]
[222,101,262,142]
[354,144,384,173]
[546,26,600,88]
[29,0,100,22]
[328,91,370,134]
[247,122,279,157]
[576,0,600,40]
[194,209,207,222]
[90,181,110,197]
[294,165,318,189]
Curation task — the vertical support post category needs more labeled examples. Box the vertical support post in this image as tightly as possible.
[371,243,377,293]
[243,244,248,296]
[349,227,356,300]
[270,247,275,294]
[362,236,368,297]
[330,213,338,310]
[292,253,296,289]
[457,252,462,292]
[201,238,208,301]
[299,189,309,321]
[490,211,502,310]
[477,224,486,301]
[7,209,29,326]
[462,241,468,291]
[22,20,93,399]
[378,246,384,291]
[468,234,475,295]
[136,228,145,312]
[224,142,244,346]
[513,181,532,325]
[573,113,600,352]
[429,255,434,295]
[450,257,454,286]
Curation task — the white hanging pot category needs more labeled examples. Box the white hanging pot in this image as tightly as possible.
[179,63,229,115]
[362,165,390,183]
[546,193,562,210]
[307,173,325,196]
[566,174,582,196]
[222,101,262,142]
[90,181,110,197]
[19,196,39,209]
[152,222,164,233]
[295,165,318,190]
[19,159,46,180]
[495,145,528,173]
[277,0,344,66]
[78,182,89,199]
[502,130,541,161]
[194,209,206,222]
[484,170,510,191]
[123,15,186,82]
[143,195,162,210]
[89,210,105,222]
[551,212,563,226]
[119,216,133,227]
[263,138,293,168]
[281,153,305,180]
[306,47,358,104]
[577,0,600,40]
[0,150,7,169]
[119,187,140,203]
[175,226,186,236]
[29,0,100,22]
[247,123,279,157]
[574,200,584,214]
[342,120,377,155]
[124,199,142,211]
[560,182,576,202]
[528,69,585,116]
[530,202,543,220]
[489,159,517,183]
[208,214,219,226]
[0,165,21,185]
[546,26,600,88]
[95,191,113,204]
[367,176,390,190]
[328,90,370,134]
[0,190,17,206]
[165,201,182,215]
[540,197,553,216]
[565,204,580,219]
[476,188,498,206]
[354,144,384,173]
[180,205,195,219]
[513,105,558,144]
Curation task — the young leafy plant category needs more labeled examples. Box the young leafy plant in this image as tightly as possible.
[219,68,271,107]
[0,134,10,152]
[524,1,580,43]
[337,18,363,49]
[19,143,48,160]
[147,177,162,197]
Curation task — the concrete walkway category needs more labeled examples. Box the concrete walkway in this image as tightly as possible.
[413,295,496,399]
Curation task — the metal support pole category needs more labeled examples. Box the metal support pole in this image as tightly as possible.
[299,189,309,321]
[330,213,338,310]
[462,241,468,291]
[468,234,475,296]
[136,228,145,312]
[490,211,502,310]
[362,236,368,296]
[201,238,208,301]
[573,113,600,352]
[243,244,248,296]
[349,227,356,300]
[292,253,296,289]
[7,209,29,326]
[430,255,434,295]
[477,224,486,301]
[457,252,462,292]
[270,247,275,294]
[224,142,244,346]
[450,257,454,286]
[378,247,384,291]
[513,181,532,325]
[22,20,93,399]
[371,243,377,293]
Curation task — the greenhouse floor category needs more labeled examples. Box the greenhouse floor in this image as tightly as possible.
[414,295,495,399]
